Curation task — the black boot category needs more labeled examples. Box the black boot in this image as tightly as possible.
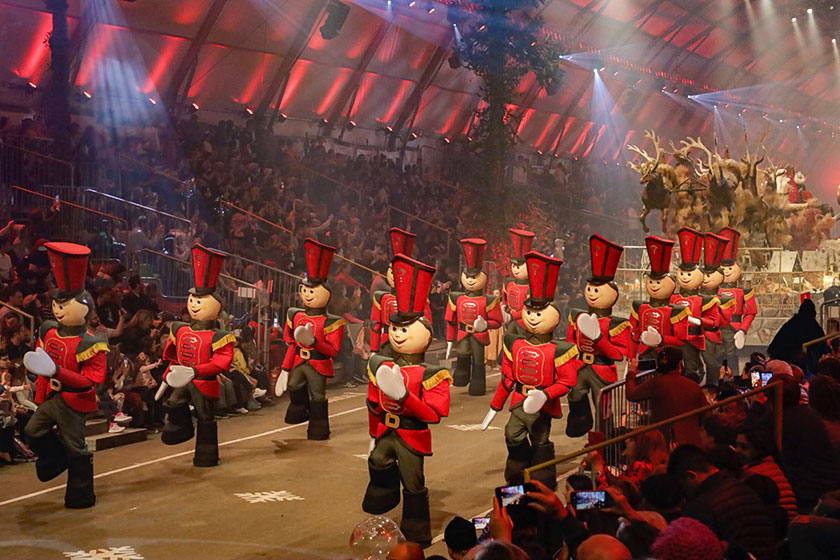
[29,432,68,482]
[530,442,557,490]
[504,440,532,485]
[65,454,95,509]
[362,462,402,514]
[193,421,219,467]
[468,359,486,396]
[565,397,593,438]
[307,400,330,440]
[161,403,194,445]
[284,387,310,424]
[401,488,432,547]
[452,356,470,387]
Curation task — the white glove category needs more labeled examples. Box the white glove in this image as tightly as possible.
[166,365,195,388]
[502,310,512,326]
[24,348,56,377]
[576,313,602,340]
[480,409,497,431]
[446,341,453,360]
[368,437,376,456]
[688,316,702,326]
[274,370,290,397]
[522,389,548,414]
[294,324,315,347]
[640,327,662,348]
[376,364,407,401]
[473,315,488,333]
[154,381,169,401]
[734,329,746,349]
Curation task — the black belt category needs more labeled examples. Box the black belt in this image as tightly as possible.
[459,322,477,333]
[732,314,742,322]
[195,374,217,381]
[579,352,614,366]
[707,327,720,334]
[514,382,545,396]
[379,412,428,430]
[297,348,327,361]
[689,326,702,335]
[49,378,92,393]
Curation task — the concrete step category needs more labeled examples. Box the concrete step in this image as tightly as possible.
[84,419,109,437]
[85,428,147,452]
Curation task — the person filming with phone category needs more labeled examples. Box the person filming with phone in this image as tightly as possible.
[626,346,708,446]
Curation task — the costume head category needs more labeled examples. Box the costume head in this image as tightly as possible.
[188,244,226,321]
[386,227,416,289]
[509,228,535,280]
[388,253,436,355]
[702,232,729,291]
[676,227,704,290]
[717,226,742,283]
[585,234,623,310]
[460,238,488,293]
[644,236,676,300]
[301,238,335,309]
[522,251,563,334]
[46,242,93,326]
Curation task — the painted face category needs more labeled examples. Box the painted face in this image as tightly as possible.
[511,262,528,281]
[646,276,676,299]
[461,271,487,292]
[677,267,704,290]
[722,263,741,283]
[522,304,560,334]
[702,269,725,290]
[584,282,618,309]
[386,265,395,289]
[187,293,222,322]
[389,320,432,354]
[299,283,331,308]
[52,298,89,327]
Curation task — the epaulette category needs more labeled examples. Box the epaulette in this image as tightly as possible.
[554,341,578,366]
[372,291,388,309]
[486,295,500,311]
[502,332,527,362]
[76,331,109,362]
[670,305,689,324]
[324,314,346,334]
[367,354,392,385]
[701,296,718,311]
[211,329,236,351]
[169,321,190,342]
[630,300,644,319]
[39,320,58,344]
[448,292,463,309]
[421,365,452,390]
[286,307,304,328]
[608,316,631,337]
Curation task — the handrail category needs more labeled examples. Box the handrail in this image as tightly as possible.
[11,185,127,223]
[206,246,303,282]
[803,331,840,351]
[83,188,192,225]
[0,300,35,340]
[524,381,784,481]
[118,153,184,185]
[1,139,76,170]
[140,249,261,289]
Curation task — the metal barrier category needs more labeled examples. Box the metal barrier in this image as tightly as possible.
[82,188,193,234]
[0,300,36,340]
[525,381,784,482]
[0,140,75,190]
[596,370,658,471]
[803,331,840,351]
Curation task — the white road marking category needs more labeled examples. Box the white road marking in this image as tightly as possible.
[63,546,144,560]
[234,491,304,503]
[447,424,501,431]
[353,454,370,460]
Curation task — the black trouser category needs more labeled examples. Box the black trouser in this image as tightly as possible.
[368,431,425,493]
[165,382,216,423]
[721,325,739,376]
[24,395,89,456]
[681,343,704,379]
[702,339,723,385]
[504,406,557,489]
[288,363,327,402]
[163,382,219,466]
[453,336,486,396]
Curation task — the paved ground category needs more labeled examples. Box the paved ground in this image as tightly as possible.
[0,364,586,560]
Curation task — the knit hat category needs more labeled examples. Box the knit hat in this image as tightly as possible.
[651,517,725,560]
[444,516,477,552]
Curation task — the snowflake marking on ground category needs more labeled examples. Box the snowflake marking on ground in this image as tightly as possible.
[63,546,144,560]
[234,491,305,504]
[447,424,501,431]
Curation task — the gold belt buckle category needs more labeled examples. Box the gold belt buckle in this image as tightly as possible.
[522,384,536,396]
[50,378,63,392]
[582,352,595,365]
[465,324,475,333]
[385,413,400,429]
[300,348,311,360]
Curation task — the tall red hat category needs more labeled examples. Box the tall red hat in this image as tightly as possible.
[391,254,436,326]
[46,242,90,299]
[718,226,740,265]
[589,234,623,284]
[460,238,487,275]
[509,228,535,265]
[389,227,416,257]
[703,232,729,273]
[645,236,675,279]
[677,227,704,271]
[190,244,226,296]
[304,238,335,287]
[524,251,563,309]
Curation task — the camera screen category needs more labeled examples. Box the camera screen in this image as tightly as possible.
[572,491,606,511]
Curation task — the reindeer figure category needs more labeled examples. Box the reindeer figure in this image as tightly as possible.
[686,136,736,215]
[626,130,676,233]
[739,132,767,196]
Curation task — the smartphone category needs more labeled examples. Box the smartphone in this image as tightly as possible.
[272,317,279,329]
[570,490,609,511]
[495,483,535,508]
[722,359,728,369]
[750,371,773,388]
[638,358,656,371]
[472,517,490,530]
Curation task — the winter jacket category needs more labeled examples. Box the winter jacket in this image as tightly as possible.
[747,456,798,519]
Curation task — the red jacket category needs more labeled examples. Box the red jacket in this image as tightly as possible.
[502,279,530,321]
[629,300,689,358]
[366,354,451,455]
[282,307,345,377]
[445,292,503,345]
[718,285,758,333]
[370,291,431,352]
[566,309,631,384]
[35,322,108,413]
[670,293,718,350]
[491,333,578,417]
[625,368,707,446]
[163,321,236,399]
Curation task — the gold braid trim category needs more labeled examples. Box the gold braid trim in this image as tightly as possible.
[609,321,631,337]
[368,366,377,386]
[503,343,513,362]
[702,297,719,312]
[486,297,499,311]
[719,297,736,310]
[744,289,755,300]
[76,342,109,363]
[670,307,690,324]
[554,346,579,367]
[630,305,639,320]
[212,333,236,351]
[422,369,452,390]
[324,319,347,334]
